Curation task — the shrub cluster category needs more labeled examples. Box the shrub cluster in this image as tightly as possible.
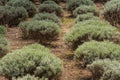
[104,0,120,26]
[0,25,6,36]
[0,6,28,27]
[67,0,94,14]
[75,13,99,23]
[40,0,60,3]
[32,13,61,26]
[74,41,120,65]
[13,75,48,80]
[0,44,63,79]
[41,0,56,4]
[0,37,9,57]
[0,26,8,57]
[65,20,120,49]
[38,1,63,17]
[41,0,67,3]
[7,0,36,17]
[73,5,98,17]
[88,59,120,80]
[19,20,60,42]
[92,0,110,3]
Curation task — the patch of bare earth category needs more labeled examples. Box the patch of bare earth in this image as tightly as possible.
[6,27,35,51]
[50,3,92,80]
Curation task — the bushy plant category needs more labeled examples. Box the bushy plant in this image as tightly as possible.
[8,7,28,26]
[39,3,63,17]
[92,0,110,3]
[0,6,10,26]
[32,13,61,26]
[75,41,120,65]
[75,19,110,26]
[0,26,8,57]
[0,37,9,57]
[65,20,120,49]
[0,25,6,36]
[0,44,63,79]
[42,0,57,4]
[75,13,99,23]
[73,5,99,17]
[88,59,120,80]
[7,0,36,17]
[40,0,61,3]
[19,20,60,42]
[104,0,120,26]
[12,75,48,80]
[0,6,28,27]
[67,0,94,14]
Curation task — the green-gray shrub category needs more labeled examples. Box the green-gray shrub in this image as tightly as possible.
[67,0,94,14]
[39,3,63,17]
[65,20,120,49]
[73,5,99,17]
[75,13,99,23]
[19,20,60,42]
[7,0,36,17]
[9,6,28,26]
[40,0,63,3]
[92,0,110,3]
[0,6,28,27]
[0,44,63,79]
[0,37,9,57]
[104,0,120,26]
[32,13,61,26]
[75,41,120,65]
[0,25,6,36]
[42,0,57,4]
[75,19,110,26]
[12,75,48,80]
[41,0,61,3]
[88,59,120,80]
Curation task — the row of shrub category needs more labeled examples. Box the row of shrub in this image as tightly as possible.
[0,0,65,27]
[74,41,120,80]
[0,0,36,27]
[65,1,120,49]
[67,0,99,17]
[103,0,120,27]
[65,1,120,79]
[85,0,120,80]
[29,0,66,3]
[19,0,63,43]
[92,0,110,3]
[68,18,120,80]
[0,6,28,27]
[0,0,67,5]
[38,0,64,17]
[7,0,36,17]
[0,44,63,80]
[0,25,9,57]
[65,19,120,49]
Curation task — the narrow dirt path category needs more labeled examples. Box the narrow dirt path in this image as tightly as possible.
[50,3,91,80]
